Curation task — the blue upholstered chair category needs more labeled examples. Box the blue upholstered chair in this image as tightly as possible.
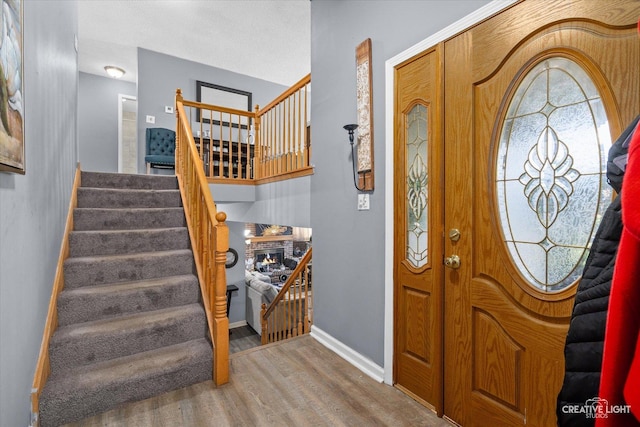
[145,128,176,174]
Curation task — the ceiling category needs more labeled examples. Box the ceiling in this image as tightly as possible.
[78,0,311,87]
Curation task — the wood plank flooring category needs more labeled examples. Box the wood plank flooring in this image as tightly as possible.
[63,335,452,426]
[229,325,262,354]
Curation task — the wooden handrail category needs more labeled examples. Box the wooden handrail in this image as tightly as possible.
[254,74,311,181]
[31,163,82,425]
[257,73,311,117]
[175,89,229,385]
[183,100,256,119]
[261,248,313,344]
[178,74,312,185]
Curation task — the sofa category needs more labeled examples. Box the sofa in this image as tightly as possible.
[244,270,308,338]
[245,270,279,335]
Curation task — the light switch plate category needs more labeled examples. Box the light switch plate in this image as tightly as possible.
[165,106,174,114]
[358,193,370,210]
[146,115,155,124]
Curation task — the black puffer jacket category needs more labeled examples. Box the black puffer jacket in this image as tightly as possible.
[556,115,639,427]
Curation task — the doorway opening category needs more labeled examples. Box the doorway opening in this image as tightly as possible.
[118,94,137,174]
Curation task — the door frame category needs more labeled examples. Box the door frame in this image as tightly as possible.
[118,93,137,173]
[382,0,519,385]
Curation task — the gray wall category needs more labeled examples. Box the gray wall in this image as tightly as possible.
[310,0,491,367]
[217,175,311,228]
[226,221,247,324]
[137,48,289,174]
[78,72,136,172]
[0,1,79,426]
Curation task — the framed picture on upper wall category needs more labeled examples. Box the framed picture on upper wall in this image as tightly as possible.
[0,0,24,174]
[196,81,252,130]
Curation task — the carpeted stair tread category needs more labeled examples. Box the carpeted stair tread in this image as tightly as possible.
[77,188,182,209]
[39,171,212,427]
[49,304,207,373]
[39,338,212,427]
[63,249,194,289]
[69,227,190,257]
[57,274,200,326]
[80,171,178,190]
[73,207,186,231]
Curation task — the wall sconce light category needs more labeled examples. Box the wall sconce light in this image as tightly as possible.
[343,124,369,192]
[104,65,125,79]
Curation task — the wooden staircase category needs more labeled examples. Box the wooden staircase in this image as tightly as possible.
[36,171,212,427]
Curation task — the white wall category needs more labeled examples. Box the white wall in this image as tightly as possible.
[0,2,79,425]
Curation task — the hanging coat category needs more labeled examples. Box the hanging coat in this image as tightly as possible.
[596,121,640,427]
[557,115,639,427]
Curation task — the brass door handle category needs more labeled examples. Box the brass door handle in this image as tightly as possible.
[444,255,461,269]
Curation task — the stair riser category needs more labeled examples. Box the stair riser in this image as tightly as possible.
[64,251,194,289]
[50,308,207,373]
[77,188,182,209]
[57,277,200,326]
[81,171,178,190]
[39,341,212,427]
[74,208,186,231]
[69,228,190,257]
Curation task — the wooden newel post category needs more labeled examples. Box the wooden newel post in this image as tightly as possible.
[260,303,268,345]
[213,211,229,385]
[175,89,183,173]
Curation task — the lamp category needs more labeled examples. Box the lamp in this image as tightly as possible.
[343,124,369,192]
[104,65,125,79]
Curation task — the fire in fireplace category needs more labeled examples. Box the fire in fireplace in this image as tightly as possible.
[254,248,285,271]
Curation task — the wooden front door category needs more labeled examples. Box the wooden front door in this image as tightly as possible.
[394,46,444,413]
[443,1,639,426]
[394,1,640,425]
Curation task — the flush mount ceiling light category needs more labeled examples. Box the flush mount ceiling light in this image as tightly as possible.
[104,65,125,79]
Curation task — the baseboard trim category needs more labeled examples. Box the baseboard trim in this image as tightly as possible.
[229,320,248,329]
[310,325,384,383]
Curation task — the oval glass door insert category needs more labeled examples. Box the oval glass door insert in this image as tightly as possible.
[496,57,612,292]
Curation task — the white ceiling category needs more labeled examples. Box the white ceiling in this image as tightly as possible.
[78,0,311,87]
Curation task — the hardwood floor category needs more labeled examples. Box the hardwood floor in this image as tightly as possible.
[229,324,262,354]
[63,335,452,426]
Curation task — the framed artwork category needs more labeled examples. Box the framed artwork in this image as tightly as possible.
[256,224,292,237]
[196,81,252,129]
[225,248,238,269]
[356,38,374,190]
[0,0,24,173]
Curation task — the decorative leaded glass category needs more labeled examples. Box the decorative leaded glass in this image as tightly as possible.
[406,104,428,268]
[496,57,612,292]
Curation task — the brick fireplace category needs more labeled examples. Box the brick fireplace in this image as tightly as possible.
[253,247,285,271]
[245,223,293,270]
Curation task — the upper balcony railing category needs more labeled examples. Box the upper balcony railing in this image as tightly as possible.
[177,74,311,185]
